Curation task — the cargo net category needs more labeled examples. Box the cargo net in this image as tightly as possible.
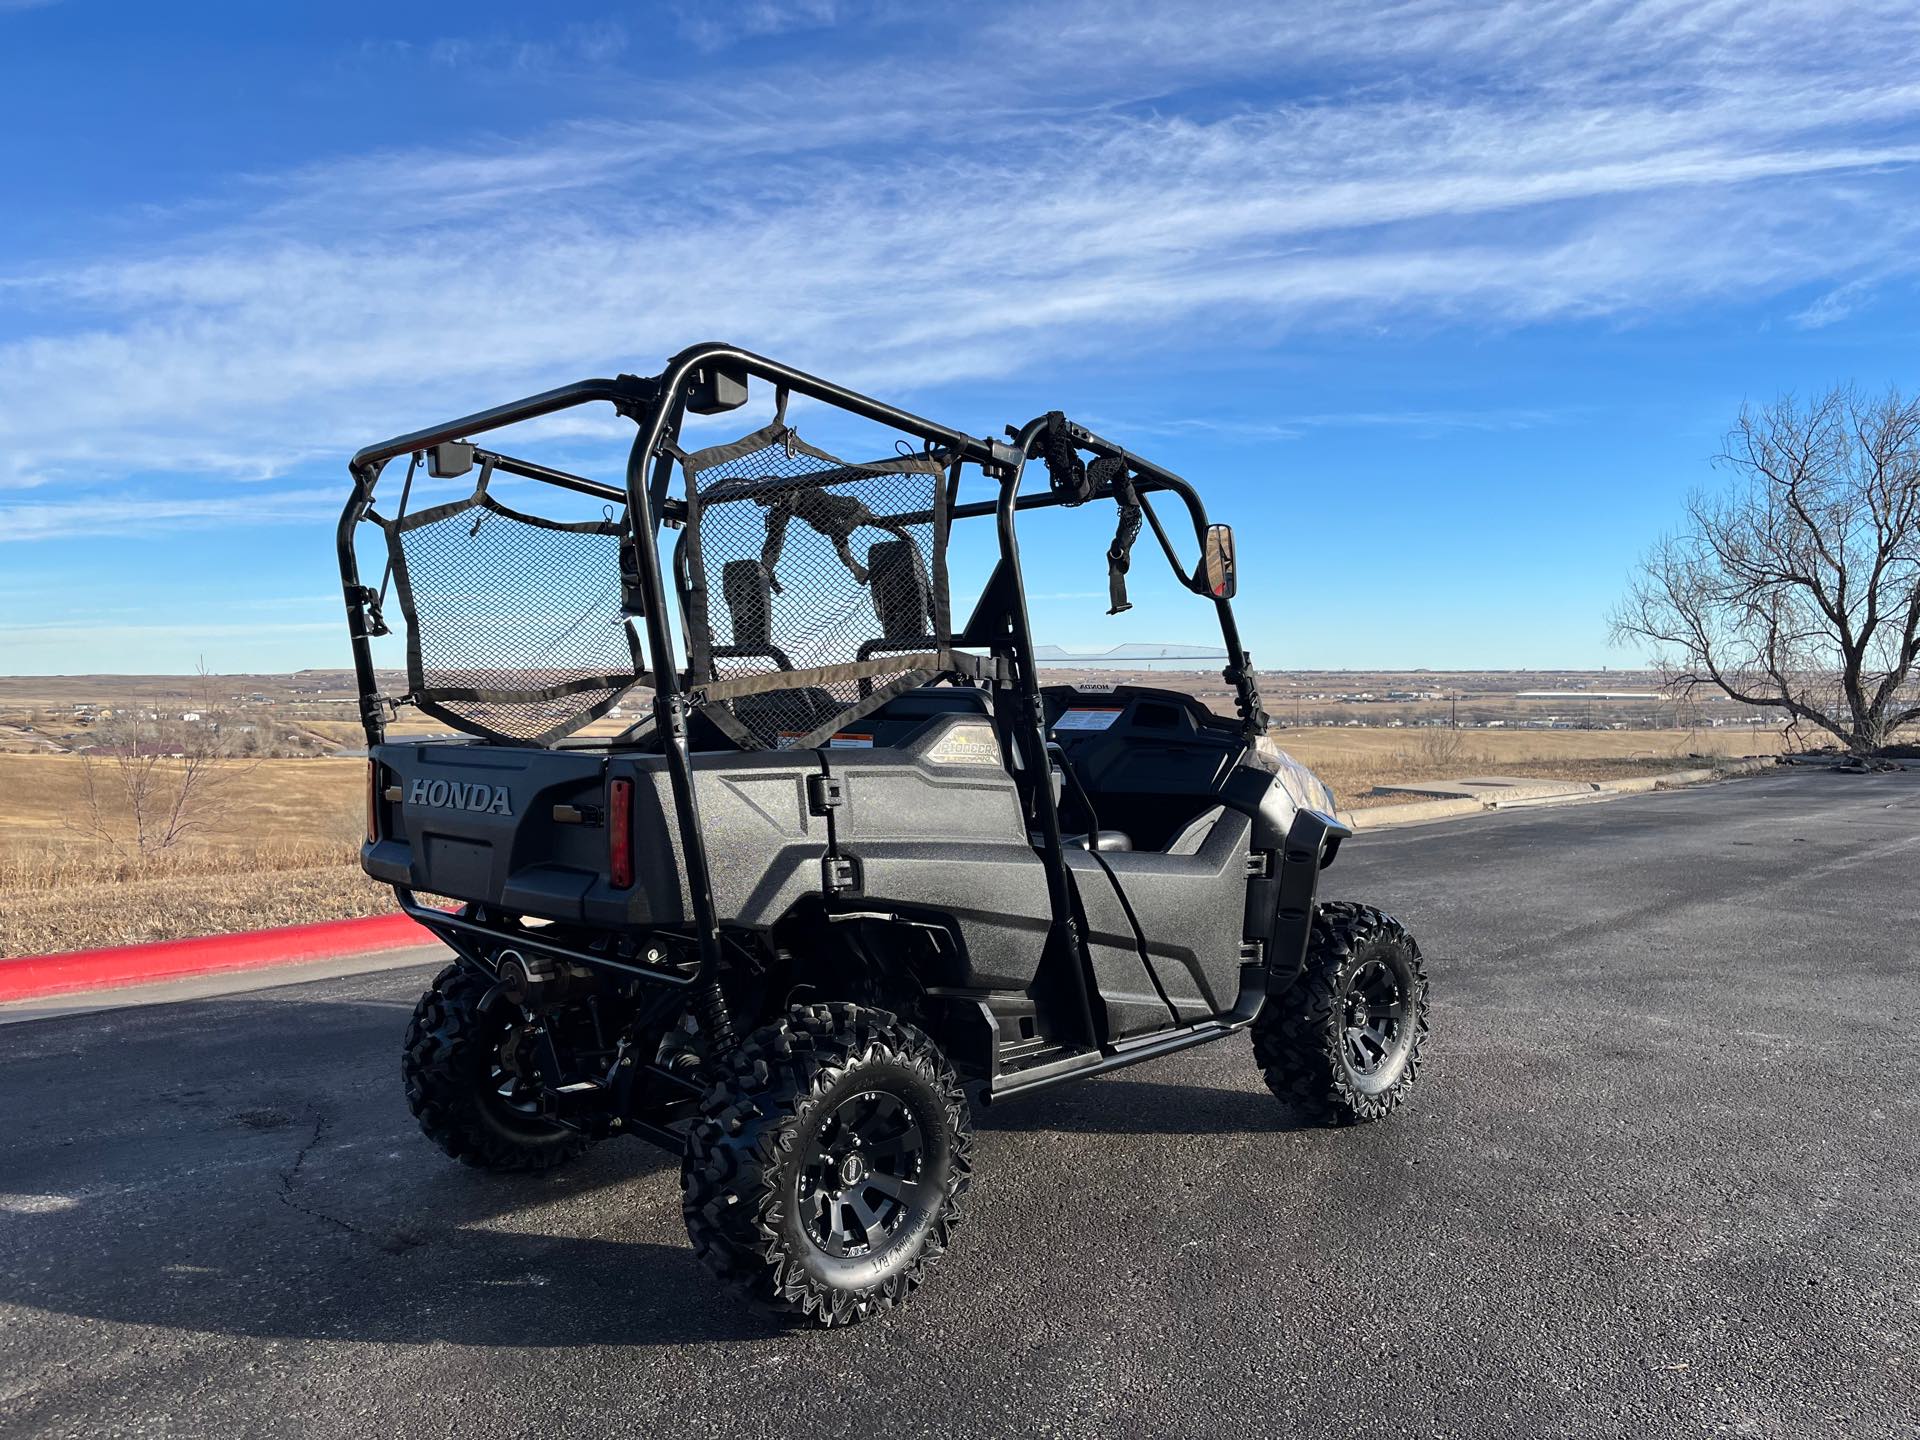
[684,410,949,749]
[380,492,645,745]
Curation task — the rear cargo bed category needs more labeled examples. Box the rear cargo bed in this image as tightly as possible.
[365,741,831,930]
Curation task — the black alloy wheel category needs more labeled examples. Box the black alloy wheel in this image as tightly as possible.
[797,1089,929,1258]
[682,1002,971,1326]
[1340,952,1415,1084]
[1252,901,1430,1123]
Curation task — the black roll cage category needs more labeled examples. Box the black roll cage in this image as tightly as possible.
[337,342,1266,985]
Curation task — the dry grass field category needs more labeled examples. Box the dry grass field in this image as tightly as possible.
[0,755,382,957]
[1272,724,1787,807]
[0,725,1787,956]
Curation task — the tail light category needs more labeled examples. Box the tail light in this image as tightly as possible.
[608,776,634,888]
[365,760,380,844]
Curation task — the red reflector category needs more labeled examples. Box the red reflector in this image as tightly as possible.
[365,760,380,845]
[608,777,634,888]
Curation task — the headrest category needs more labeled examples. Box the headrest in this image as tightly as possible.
[722,559,773,649]
[867,539,930,642]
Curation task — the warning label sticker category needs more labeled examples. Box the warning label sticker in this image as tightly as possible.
[1054,707,1124,732]
[776,732,875,749]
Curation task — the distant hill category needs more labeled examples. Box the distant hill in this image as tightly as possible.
[1033,642,1229,661]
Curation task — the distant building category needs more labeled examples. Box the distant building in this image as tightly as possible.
[1512,691,1659,701]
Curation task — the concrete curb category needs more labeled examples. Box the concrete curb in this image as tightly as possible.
[1354,757,1776,831]
[1600,775,1664,795]
[0,913,434,1003]
[1349,797,1487,830]
[0,944,450,1026]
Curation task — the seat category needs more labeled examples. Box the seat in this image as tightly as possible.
[732,687,843,741]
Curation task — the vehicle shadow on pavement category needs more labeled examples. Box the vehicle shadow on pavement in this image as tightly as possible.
[0,1139,786,1349]
[979,1078,1321,1136]
[2,992,1302,1353]
[0,994,790,1351]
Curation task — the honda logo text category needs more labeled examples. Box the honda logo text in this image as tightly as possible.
[407,778,513,815]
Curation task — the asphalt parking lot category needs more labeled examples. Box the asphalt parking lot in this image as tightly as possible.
[1,768,1915,1439]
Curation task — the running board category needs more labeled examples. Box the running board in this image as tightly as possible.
[981,1016,1251,1104]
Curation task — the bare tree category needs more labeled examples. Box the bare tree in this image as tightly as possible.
[71,661,254,857]
[1612,385,1920,755]
[1417,721,1469,771]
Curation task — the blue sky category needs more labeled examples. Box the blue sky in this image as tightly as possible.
[3,0,1919,674]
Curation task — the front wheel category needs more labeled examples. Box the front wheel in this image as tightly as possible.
[1253,902,1430,1124]
[681,1002,972,1327]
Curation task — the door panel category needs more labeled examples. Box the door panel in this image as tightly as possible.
[1063,851,1177,1040]
[824,726,1054,992]
[1099,808,1253,1015]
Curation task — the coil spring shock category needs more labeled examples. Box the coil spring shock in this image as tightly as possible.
[694,974,737,1053]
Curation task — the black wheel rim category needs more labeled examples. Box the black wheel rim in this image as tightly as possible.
[488,1019,546,1120]
[798,1089,928,1259]
[1341,956,1412,1078]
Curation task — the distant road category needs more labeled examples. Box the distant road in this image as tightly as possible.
[1,769,1915,1438]
[0,725,68,753]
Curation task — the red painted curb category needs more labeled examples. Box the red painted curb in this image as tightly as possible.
[0,913,438,1003]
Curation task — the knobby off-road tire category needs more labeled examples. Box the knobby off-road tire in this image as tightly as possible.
[402,963,596,1173]
[682,1002,972,1327]
[1253,902,1430,1124]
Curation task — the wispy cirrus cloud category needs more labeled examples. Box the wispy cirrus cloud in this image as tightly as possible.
[668,0,874,52]
[1106,406,1574,444]
[357,19,629,76]
[1790,276,1883,330]
[0,489,341,542]
[2,0,1918,511]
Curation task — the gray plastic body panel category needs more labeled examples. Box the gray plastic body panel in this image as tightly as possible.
[823,712,1052,990]
[1098,807,1254,1013]
[1064,850,1177,1039]
[363,686,1316,1009]
[366,741,828,931]
[365,742,613,914]
[366,708,1053,990]
[603,750,830,931]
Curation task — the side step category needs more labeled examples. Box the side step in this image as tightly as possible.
[981,1016,1250,1105]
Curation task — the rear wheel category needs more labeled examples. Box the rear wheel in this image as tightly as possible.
[1253,902,1429,1124]
[681,1002,971,1326]
[402,963,596,1173]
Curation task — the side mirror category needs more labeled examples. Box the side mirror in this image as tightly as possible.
[1202,524,1237,599]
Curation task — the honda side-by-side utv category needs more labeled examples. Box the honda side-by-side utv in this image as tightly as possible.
[337,343,1431,1326]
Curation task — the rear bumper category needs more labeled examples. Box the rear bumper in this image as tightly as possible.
[392,888,698,990]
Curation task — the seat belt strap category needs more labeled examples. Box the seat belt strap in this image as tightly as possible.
[1105,471,1143,616]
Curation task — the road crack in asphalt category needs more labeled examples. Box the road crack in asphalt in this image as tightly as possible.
[277,1112,360,1235]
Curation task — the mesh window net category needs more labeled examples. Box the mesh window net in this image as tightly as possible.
[382,491,645,744]
[368,391,957,750]
[682,405,951,749]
